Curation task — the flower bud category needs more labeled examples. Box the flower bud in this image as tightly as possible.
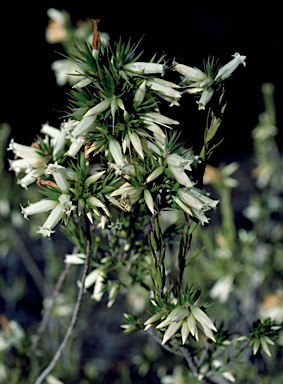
[172,60,207,81]
[124,62,166,76]
[196,87,214,110]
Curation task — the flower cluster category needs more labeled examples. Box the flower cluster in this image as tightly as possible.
[145,303,217,345]
[144,287,217,345]
[7,20,246,238]
[173,52,246,110]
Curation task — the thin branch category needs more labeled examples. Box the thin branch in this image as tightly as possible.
[34,218,91,384]
[28,256,73,356]
[177,216,193,287]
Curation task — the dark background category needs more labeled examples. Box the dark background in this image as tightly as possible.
[1,0,283,163]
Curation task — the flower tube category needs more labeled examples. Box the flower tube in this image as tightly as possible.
[45,163,70,193]
[196,87,214,110]
[215,52,246,81]
[37,203,65,237]
[21,199,57,219]
[172,60,207,82]
[124,62,166,76]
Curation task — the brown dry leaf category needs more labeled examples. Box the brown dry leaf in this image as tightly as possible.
[92,19,100,50]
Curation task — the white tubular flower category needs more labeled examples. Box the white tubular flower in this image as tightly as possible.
[83,268,106,302]
[8,140,47,165]
[167,155,195,188]
[123,62,166,76]
[170,168,194,188]
[152,78,182,89]
[215,52,246,81]
[178,188,217,211]
[110,182,142,208]
[92,270,106,301]
[65,136,85,158]
[64,253,86,264]
[41,123,61,139]
[8,139,50,187]
[51,59,81,86]
[41,123,67,158]
[71,115,97,138]
[61,119,78,134]
[173,196,193,216]
[99,215,108,229]
[84,98,112,118]
[17,168,46,189]
[196,87,214,110]
[59,193,76,217]
[172,60,207,82]
[37,203,65,237]
[146,79,182,105]
[189,187,218,209]
[173,187,218,225]
[8,158,44,175]
[21,199,57,219]
[45,163,69,193]
[185,87,205,94]
[221,372,236,383]
[107,282,120,308]
[199,77,214,88]
[167,153,194,171]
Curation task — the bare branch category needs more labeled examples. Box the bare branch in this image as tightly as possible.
[28,254,73,356]
[34,218,91,384]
